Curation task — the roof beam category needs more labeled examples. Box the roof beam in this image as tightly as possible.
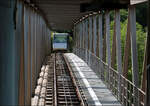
[130,0,147,5]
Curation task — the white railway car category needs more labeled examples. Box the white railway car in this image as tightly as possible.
[52,33,68,51]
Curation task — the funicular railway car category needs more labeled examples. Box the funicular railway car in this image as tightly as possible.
[52,33,68,51]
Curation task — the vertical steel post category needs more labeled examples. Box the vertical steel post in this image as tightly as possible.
[111,14,116,69]
[129,5,139,87]
[146,65,150,105]
[82,21,84,49]
[75,25,77,53]
[77,24,79,54]
[17,1,25,105]
[85,19,88,63]
[146,0,150,105]
[76,24,78,51]
[98,14,103,60]
[129,5,139,106]
[80,23,82,49]
[84,20,86,49]
[89,17,93,66]
[82,20,86,61]
[123,13,131,78]
[98,13,103,79]
[93,15,97,55]
[105,10,111,84]
[75,25,77,48]
[115,9,122,100]
[73,25,75,51]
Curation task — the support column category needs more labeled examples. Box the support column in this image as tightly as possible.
[129,5,139,106]
[80,23,82,49]
[85,19,88,63]
[111,15,116,69]
[82,21,84,49]
[86,19,88,50]
[84,21,86,49]
[123,14,131,78]
[89,17,93,65]
[98,13,103,79]
[103,20,107,63]
[98,14,103,59]
[18,1,25,105]
[146,0,150,105]
[93,15,97,55]
[87,20,89,49]
[78,24,80,54]
[105,10,111,83]
[115,9,122,99]
[73,25,76,48]
[76,25,78,48]
[129,6,139,87]
[77,24,80,49]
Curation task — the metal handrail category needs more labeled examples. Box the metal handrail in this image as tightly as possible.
[74,47,146,106]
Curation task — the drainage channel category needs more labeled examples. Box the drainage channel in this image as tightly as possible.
[32,53,87,106]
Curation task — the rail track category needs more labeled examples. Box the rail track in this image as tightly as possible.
[32,53,87,106]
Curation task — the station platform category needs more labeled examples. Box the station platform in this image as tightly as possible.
[64,53,121,106]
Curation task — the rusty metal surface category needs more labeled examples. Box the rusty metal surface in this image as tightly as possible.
[17,1,25,105]
[0,0,51,105]
[32,53,85,106]
[23,3,51,105]
[63,54,87,106]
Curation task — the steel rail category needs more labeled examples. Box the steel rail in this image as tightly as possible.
[45,53,85,105]
[54,54,57,106]
[63,54,87,106]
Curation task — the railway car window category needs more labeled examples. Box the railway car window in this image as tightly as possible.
[53,35,67,43]
[53,33,68,51]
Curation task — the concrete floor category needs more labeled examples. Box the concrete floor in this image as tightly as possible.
[64,53,122,106]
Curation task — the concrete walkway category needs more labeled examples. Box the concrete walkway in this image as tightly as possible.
[64,53,122,106]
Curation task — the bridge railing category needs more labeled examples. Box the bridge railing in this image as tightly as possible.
[73,47,146,106]
[73,2,148,105]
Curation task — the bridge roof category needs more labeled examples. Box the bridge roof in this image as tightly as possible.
[130,0,147,5]
[30,0,146,31]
